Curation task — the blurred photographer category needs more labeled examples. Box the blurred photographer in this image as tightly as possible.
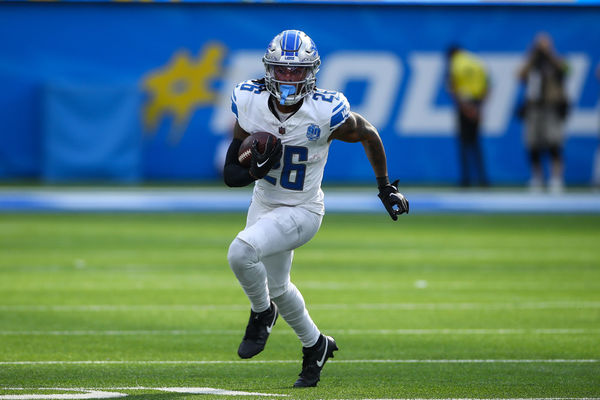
[518,32,569,193]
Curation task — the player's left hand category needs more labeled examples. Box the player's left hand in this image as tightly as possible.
[378,179,409,221]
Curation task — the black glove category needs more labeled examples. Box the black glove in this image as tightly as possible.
[378,179,409,221]
[249,136,282,179]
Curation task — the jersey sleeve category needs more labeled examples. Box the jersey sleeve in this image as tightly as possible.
[231,84,240,120]
[329,92,351,132]
[231,81,254,121]
[230,80,268,133]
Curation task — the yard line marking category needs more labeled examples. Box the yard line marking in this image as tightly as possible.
[0,330,242,336]
[334,359,600,363]
[0,305,244,312]
[331,328,600,335]
[1,328,599,336]
[1,301,600,312]
[0,387,286,399]
[1,393,598,400]
[0,359,597,365]
[1,391,597,400]
[0,388,126,399]
[316,302,600,310]
[154,387,286,396]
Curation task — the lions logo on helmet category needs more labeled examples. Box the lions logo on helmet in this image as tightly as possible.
[263,30,321,106]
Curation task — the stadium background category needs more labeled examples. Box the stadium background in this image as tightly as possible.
[1,3,599,399]
[1,0,599,187]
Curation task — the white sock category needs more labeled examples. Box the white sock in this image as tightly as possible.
[273,283,320,347]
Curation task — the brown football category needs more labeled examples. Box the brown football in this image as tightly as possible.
[238,131,277,167]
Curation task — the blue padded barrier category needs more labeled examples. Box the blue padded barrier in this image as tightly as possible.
[42,83,142,183]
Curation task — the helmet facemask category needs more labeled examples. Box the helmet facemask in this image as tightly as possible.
[262,30,321,106]
[264,64,317,106]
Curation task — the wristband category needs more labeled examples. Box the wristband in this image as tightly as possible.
[376,176,390,189]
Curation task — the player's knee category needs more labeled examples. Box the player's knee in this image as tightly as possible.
[227,238,259,272]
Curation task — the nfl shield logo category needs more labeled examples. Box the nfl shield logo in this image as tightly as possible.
[306,124,321,141]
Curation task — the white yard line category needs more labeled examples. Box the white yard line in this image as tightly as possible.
[1,301,599,312]
[0,387,286,399]
[1,328,599,336]
[2,389,599,400]
[0,359,597,365]
[0,330,243,336]
[0,388,126,399]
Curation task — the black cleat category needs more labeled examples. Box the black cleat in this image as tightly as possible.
[237,301,278,359]
[293,334,338,388]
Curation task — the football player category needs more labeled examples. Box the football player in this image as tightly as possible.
[223,29,409,388]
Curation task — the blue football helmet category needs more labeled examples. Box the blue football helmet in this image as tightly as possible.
[263,30,321,106]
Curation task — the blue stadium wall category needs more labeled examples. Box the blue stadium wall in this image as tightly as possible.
[0,1,599,185]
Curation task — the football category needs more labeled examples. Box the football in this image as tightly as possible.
[237,131,277,167]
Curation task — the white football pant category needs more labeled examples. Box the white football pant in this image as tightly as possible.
[227,200,322,347]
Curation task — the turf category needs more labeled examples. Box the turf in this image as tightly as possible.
[0,213,599,399]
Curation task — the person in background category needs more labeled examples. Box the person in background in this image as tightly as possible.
[446,44,490,188]
[518,32,569,194]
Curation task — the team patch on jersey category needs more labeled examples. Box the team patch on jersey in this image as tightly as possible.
[306,124,321,141]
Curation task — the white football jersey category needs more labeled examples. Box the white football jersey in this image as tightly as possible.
[231,80,350,215]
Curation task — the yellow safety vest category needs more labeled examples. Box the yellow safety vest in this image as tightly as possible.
[450,50,488,101]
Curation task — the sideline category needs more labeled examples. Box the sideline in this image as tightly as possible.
[0,188,599,213]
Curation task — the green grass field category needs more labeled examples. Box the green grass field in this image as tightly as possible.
[1,213,599,399]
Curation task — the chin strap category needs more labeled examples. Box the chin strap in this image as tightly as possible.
[279,85,296,105]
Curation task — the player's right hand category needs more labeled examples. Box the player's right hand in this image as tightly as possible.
[249,136,282,179]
